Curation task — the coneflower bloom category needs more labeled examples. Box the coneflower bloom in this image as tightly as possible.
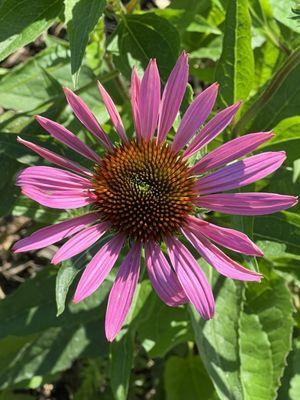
[14,53,297,341]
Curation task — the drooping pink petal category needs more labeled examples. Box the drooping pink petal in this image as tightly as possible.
[36,116,101,163]
[97,81,128,143]
[157,52,189,144]
[13,212,99,253]
[130,66,141,139]
[183,102,241,159]
[21,186,96,209]
[171,83,219,152]
[144,241,188,307]
[190,132,274,175]
[73,234,125,303]
[194,151,286,194]
[16,166,92,191]
[195,193,298,215]
[64,87,113,151]
[186,215,263,256]
[17,137,92,177]
[138,59,161,141]
[105,242,142,341]
[165,236,214,319]
[182,228,262,282]
[52,221,110,264]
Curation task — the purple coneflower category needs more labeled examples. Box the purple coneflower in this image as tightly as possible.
[13,53,297,341]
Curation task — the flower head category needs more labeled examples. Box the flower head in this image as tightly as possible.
[14,52,297,341]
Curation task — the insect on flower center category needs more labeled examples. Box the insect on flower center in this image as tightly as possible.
[92,139,196,241]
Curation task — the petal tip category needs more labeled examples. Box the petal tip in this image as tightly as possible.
[73,295,81,304]
[51,257,59,265]
[203,309,215,320]
[105,326,117,342]
[12,244,21,253]
[63,86,70,94]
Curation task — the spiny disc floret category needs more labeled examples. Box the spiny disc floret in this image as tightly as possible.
[93,140,195,241]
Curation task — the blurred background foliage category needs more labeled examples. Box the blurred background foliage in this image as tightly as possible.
[0,0,300,399]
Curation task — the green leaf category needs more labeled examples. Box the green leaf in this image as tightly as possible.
[112,13,180,81]
[190,277,244,400]
[269,0,300,33]
[0,39,99,113]
[0,41,70,112]
[109,280,152,400]
[110,330,135,400]
[239,274,294,399]
[286,340,300,400]
[12,196,68,224]
[239,311,273,399]
[0,321,107,389]
[164,355,217,400]
[186,15,222,35]
[259,116,300,165]
[254,40,280,89]
[56,234,113,316]
[0,267,110,388]
[190,37,222,62]
[0,267,111,340]
[138,294,193,358]
[215,0,255,106]
[234,47,300,134]
[0,155,20,217]
[190,270,293,400]
[65,0,106,87]
[254,211,300,255]
[0,0,63,62]
[55,261,81,317]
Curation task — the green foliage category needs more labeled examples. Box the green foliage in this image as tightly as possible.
[65,0,106,86]
[138,295,193,358]
[0,0,299,399]
[111,13,180,81]
[0,0,64,62]
[0,267,109,389]
[164,355,217,400]
[109,281,152,400]
[191,270,293,400]
[216,0,255,106]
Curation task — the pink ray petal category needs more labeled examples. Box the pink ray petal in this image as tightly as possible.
[17,137,92,177]
[182,228,262,282]
[157,52,189,144]
[144,241,188,307]
[171,83,219,152]
[130,66,142,139]
[184,102,241,159]
[16,166,92,191]
[195,193,298,215]
[64,87,113,151]
[139,59,161,141]
[52,221,110,264]
[13,212,99,253]
[21,186,96,209]
[190,132,274,175]
[36,116,101,163]
[187,215,263,256]
[73,234,125,303]
[97,81,128,143]
[194,151,286,194]
[165,236,214,319]
[105,242,142,341]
